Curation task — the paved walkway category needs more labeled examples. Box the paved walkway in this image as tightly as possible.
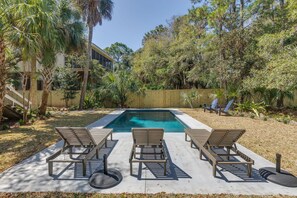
[0,109,296,195]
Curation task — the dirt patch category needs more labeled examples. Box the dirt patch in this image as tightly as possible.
[181,108,297,176]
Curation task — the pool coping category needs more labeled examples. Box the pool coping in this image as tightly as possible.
[87,108,212,132]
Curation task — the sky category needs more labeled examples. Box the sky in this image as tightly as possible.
[93,0,193,51]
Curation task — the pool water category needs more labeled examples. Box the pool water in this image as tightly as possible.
[105,110,187,132]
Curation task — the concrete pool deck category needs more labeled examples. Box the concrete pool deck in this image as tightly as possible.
[0,109,296,195]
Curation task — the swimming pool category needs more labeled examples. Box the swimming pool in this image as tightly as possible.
[105,110,187,132]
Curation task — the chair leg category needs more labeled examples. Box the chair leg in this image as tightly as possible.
[48,162,53,176]
[213,164,216,177]
[69,146,72,158]
[247,164,252,177]
[160,149,164,159]
[133,147,137,158]
[199,149,203,160]
[130,162,132,175]
[164,161,167,176]
[83,161,87,176]
[227,148,230,160]
[96,148,99,159]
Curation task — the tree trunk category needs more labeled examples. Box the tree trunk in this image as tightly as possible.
[39,67,54,116]
[30,56,38,110]
[21,71,30,123]
[39,88,49,116]
[0,36,7,123]
[79,25,93,109]
[276,92,284,108]
[279,0,284,9]
[240,0,245,29]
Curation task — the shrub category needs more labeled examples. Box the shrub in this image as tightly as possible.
[18,119,25,126]
[96,71,144,108]
[0,124,10,130]
[236,101,266,117]
[282,116,291,124]
[69,105,78,111]
[84,92,100,109]
[181,90,200,108]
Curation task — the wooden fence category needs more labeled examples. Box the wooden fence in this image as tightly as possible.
[18,91,80,108]
[128,89,216,108]
[18,89,297,108]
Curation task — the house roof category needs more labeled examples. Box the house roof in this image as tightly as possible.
[91,43,113,62]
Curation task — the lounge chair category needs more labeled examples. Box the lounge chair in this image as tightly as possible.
[185,128,254,177]
[204,98,219,113]
[46,127,113,176]
[218,99,234,116]
[129,128,168,176]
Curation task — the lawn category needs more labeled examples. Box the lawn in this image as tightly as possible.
[0,110,111,173]
[181,108,297,176]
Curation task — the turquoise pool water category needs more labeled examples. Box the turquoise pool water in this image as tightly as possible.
[105,110,187,132]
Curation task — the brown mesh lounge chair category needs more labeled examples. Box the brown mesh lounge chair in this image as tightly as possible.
[46,127,113,176]
[129,128,168,175]
[185,128,254,177]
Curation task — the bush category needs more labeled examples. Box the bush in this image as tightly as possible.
[236,101,266,117]
[181,90,200,108]
[18,119,25,126]
[45,111,52,118]
[84,93,101,109]
[69,105,78,111]
[282,116,291,124]
[29,118,36,124]
[0,124,10,130]
[96,71,144,108]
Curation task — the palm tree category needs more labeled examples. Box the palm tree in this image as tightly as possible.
[38,0,85,116]
[0,0,40,122]
[75,0,114,109]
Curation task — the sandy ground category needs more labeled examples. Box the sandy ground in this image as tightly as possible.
[181,108,297,176]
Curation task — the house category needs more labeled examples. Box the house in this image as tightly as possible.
[3,43,113,117]
[12,43,113,91]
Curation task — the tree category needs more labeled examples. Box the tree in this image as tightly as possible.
[38,0,85,116]
[142,25,170,45]
[0,0,42,122]
[98,71,142,107]
[75,0,114,110]
[242,0,297,107]
[132,36,170,89]
[56,66,80,108]
[104,42,133,71]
